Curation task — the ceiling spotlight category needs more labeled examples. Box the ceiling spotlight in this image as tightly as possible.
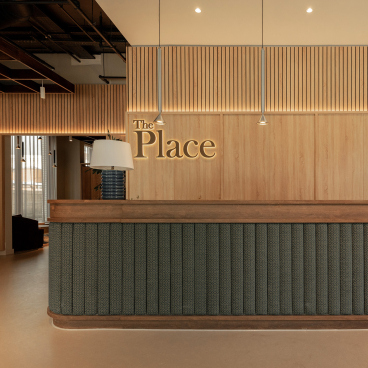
[306,8,313,13]
[195,8,201,13]
[38,136,42,140]
[69,136,72,142]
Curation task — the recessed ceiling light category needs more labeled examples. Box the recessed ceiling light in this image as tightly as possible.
[306,8,313,13]
[195,8,201,13]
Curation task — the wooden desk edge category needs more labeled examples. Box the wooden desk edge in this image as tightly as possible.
[47,308,368,330]
[48,200,368,223]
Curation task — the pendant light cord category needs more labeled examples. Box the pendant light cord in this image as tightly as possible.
[262,0,263,48]
[159,0,161,47]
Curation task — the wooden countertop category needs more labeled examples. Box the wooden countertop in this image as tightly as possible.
[48,200,368,223]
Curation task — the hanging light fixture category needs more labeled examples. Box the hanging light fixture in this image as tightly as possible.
[154,0,165,125]
[16,136,21,149]
[257,0,268,126]
[69,136,73,142]
[48,136,52,155]
[52,149,57,168]
[21,141,26,163]
[38,136,42,140]
[40,80,45,99]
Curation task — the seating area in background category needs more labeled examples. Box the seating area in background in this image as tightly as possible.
[12,215,44,252]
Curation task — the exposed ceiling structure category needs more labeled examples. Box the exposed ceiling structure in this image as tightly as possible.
[72,135,106,144]
[95,0,368,46]
[0,36,74,93]
[0,0,129,93]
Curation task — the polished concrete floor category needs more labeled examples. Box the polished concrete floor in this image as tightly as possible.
[1,248,368,368]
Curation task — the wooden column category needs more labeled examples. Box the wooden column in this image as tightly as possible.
[0,136,5,252]
[0,136,13,255]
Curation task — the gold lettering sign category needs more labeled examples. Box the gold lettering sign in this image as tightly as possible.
[133,120,216,159]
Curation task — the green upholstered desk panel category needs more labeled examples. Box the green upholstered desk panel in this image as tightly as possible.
[49,223,367,316]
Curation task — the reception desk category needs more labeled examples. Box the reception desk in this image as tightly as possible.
[48,200,368,329]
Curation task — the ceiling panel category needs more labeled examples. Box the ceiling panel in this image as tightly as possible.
[96,0,368,46]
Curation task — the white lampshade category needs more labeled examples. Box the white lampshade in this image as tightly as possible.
[90,140,134,171]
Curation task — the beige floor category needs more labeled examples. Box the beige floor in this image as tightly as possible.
[1,249,368,368]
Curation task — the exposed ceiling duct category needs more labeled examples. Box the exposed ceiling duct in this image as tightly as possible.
[0,1,32,30]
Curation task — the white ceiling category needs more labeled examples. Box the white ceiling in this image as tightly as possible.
[96,0,368,46]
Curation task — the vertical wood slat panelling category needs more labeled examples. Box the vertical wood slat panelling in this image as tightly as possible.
[127,46,368,113]
[0,85,126,134]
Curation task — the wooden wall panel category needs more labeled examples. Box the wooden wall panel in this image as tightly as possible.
[315,114,367,200]
[127,46,368,113]
[127,113,222,200]
[222,114,315,200]
[127,112,368,201]
[0,136,5,251]
[0,85,126,135]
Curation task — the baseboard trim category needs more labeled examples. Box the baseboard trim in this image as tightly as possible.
[47,308,368,330]
[0,249,14,256]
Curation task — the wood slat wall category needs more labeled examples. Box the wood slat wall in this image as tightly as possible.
[0,85,126,135]
[127,46,368,113]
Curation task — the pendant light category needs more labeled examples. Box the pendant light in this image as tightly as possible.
[16,136,21,149]
[52,149,57,168]
[257,0,268,126]
[154,0,165,125]
[40,80,45,99]
[38,136,42,140]
[21,141,26,163]
[48,137,52,155]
